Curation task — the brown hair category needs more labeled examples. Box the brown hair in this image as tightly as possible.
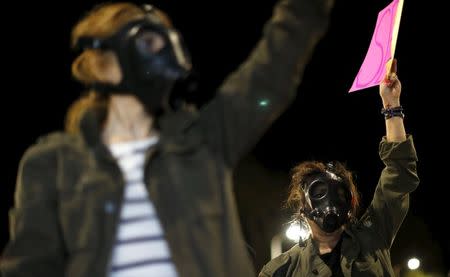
[65,2,173,133]
[286,161,361,222]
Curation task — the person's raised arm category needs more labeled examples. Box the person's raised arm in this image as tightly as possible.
[360,60,419,248]
[200,0,334,167]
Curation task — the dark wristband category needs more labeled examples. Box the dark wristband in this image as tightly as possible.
[381,106,404,119]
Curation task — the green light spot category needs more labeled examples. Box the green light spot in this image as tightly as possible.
[259,99,269,107]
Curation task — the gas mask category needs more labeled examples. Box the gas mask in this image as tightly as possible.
[302,169,352,233]
[74,4,192,115]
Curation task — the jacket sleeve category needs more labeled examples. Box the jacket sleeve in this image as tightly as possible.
[360,135,420,248]
[0,142,65,276]
[199,0,334,167]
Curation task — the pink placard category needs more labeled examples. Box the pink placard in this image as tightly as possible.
[349,0,400,92]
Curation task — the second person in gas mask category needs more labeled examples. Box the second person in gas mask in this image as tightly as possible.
[259,63,420,277]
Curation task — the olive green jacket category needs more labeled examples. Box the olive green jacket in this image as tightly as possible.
[0,0,334,276]
[259,136,419,277]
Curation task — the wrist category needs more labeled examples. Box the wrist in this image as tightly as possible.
[381,105,404,120]
[382,100,400,109]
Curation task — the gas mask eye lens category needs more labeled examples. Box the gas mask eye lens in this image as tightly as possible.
[308,181,328,199]
[136,31,166,55]
[336,183,351,202]
[337,187,347,201]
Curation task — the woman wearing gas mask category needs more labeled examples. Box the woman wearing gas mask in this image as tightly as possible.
[259,61,419,277]
[0,1,334,277]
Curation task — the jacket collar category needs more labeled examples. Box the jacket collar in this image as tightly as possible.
[78,106,200,155]
[298,227,361,267]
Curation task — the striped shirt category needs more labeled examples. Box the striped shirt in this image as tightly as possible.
[107,137,178,277]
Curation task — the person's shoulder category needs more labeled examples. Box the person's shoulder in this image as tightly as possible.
[21,131,83,161]
[259,245,301,276]
[36,131,82,146]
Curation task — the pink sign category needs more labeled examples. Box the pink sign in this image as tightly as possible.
[349,0,403,92]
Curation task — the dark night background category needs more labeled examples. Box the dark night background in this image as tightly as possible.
[2,0,449,275]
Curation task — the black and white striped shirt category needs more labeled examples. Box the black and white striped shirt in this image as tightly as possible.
[107,137,178,277]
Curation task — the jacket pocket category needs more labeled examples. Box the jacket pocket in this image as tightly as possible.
[58,174,116,253]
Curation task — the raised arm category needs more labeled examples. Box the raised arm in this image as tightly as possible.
[361,62,419,248]
[200,0,334,167]
[0,143,65,276]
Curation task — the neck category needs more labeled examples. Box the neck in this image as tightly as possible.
[102,95,158,144]
[308,219,344,255]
